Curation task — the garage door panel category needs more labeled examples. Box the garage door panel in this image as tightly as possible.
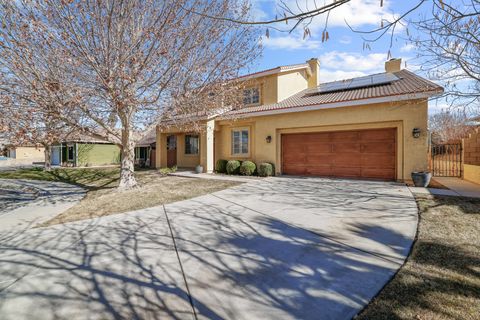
[282,128,396,180]
[332,143,361,153]
[332,167,362,177]
[360,129,396,141]
[361,142,395,153]
[360,155,396,168]
[305,143,332,153]
[306,166,334,176]
[306,153,335,163]
[331,131,359,141]
[334,154,362,167]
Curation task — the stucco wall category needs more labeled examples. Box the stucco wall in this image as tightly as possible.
[463,129,480,165]
[215,99,429,181]
[76,143,121,166]
[277,70,308,102]
[463,164,480,185]
[9,146,45,161]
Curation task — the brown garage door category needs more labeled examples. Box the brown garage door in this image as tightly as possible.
[282,128,396,180]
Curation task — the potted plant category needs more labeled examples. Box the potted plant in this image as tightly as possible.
[411,171,432,187]
[195,164,203,174]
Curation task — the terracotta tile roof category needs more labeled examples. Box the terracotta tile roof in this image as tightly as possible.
[224,69,443,117]
[235,63,310,80]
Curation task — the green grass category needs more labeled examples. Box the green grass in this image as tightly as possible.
[357,195,480,320]
[0,167,120,190]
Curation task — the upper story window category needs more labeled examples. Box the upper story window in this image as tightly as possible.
[243,87,260,105]
[185,135,199,155]
[231,129,249,155]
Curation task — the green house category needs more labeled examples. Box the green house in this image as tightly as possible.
[52,135,121,167]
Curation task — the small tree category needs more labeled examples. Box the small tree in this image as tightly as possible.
[429,110,472,143]
[0,0,261,188]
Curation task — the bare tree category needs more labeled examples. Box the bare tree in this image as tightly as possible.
[429,110,472,143]
[0,0,261,188]
[412,0,480,110]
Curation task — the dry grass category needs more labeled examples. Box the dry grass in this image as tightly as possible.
[0,167,239,226]
[357,195,480,320]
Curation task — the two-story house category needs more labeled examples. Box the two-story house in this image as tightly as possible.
[155,58,443,182]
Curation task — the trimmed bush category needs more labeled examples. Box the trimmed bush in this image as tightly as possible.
[226,160,241,175]
[240,161,256,176]
[258,162,274,177]
[216,159,228,173]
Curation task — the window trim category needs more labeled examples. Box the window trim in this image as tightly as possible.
[243,86,261,106]
[185,134,199,155]
[231,128,249,156]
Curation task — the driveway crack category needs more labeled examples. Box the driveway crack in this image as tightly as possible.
[162,205,198,320]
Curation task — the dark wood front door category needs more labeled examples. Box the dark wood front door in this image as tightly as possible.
[167,135,177,167]
[282,128,396,180]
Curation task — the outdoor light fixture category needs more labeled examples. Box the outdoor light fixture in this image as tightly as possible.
[412,128,421,138]
[266,135,272,143]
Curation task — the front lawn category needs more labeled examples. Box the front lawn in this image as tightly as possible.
[357,195,480,320]
[0,167,240,226]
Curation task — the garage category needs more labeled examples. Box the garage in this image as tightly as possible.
[281,128,396,180]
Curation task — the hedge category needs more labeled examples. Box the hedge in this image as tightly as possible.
[240,161,256,176]
[258,162,275,177]
[216,159,228,173]
[226,160,241,175]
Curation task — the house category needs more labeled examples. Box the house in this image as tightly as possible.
[52,134,121,167]
[135,129,156,168]
[155,58,443,182]
[5,144,45,162]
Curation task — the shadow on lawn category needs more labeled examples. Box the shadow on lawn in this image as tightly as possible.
[0,178,423,319]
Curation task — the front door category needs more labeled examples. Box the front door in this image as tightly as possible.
[167,135,177,167]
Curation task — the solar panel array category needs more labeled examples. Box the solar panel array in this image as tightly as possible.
[314,73,400,94]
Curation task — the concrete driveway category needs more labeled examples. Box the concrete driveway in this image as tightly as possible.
[0,177,418,320]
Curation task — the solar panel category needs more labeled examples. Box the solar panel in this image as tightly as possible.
[314,73,400,94]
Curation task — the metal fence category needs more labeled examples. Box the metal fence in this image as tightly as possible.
[430,143,462,177]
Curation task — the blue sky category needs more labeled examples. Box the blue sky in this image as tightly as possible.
[250,0,434,89]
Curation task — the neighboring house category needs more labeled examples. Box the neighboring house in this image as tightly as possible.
[5,144,45,162]
[52,134,121,167]
[156,58,443,182]
[135,129,156,168]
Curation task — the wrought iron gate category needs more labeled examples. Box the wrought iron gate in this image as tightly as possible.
[430,143,462,177]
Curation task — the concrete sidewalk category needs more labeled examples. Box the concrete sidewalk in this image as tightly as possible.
[409,177,480,198]
[0,179,86,231]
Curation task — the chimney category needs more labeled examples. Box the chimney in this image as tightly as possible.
[385,58,402,73]
[307,58,320,88]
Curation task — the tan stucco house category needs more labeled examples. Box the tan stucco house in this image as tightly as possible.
[156,58,443,182]
[6,145,45,162]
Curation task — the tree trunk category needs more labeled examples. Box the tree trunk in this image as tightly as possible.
[44,144,52,172]
[118,128,137,189]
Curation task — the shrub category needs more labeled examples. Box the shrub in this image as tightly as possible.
[226,160,241,175]
[216,159,228,173]
[240,161,256,176]
[258,162,275,177]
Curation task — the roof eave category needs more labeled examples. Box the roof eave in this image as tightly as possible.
[219,90,442,120]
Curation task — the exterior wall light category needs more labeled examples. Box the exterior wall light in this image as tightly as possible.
[266,135,272,143]
[412,128,421,138]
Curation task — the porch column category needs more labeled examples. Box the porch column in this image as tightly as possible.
[206,119,215,173]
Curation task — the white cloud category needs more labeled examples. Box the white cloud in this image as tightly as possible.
[315,51,414,82]
[338,36,352,44]
[400,43,415,52]
[281,0,400,32]
[263,35,321,50]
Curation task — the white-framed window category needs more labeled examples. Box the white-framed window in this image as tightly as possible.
[243,87,260,105]
[185,135,199,155]
[67,145,74,161]
[231,129,249,155]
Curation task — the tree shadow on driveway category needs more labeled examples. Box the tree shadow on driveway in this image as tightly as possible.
[0,179,416,320]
